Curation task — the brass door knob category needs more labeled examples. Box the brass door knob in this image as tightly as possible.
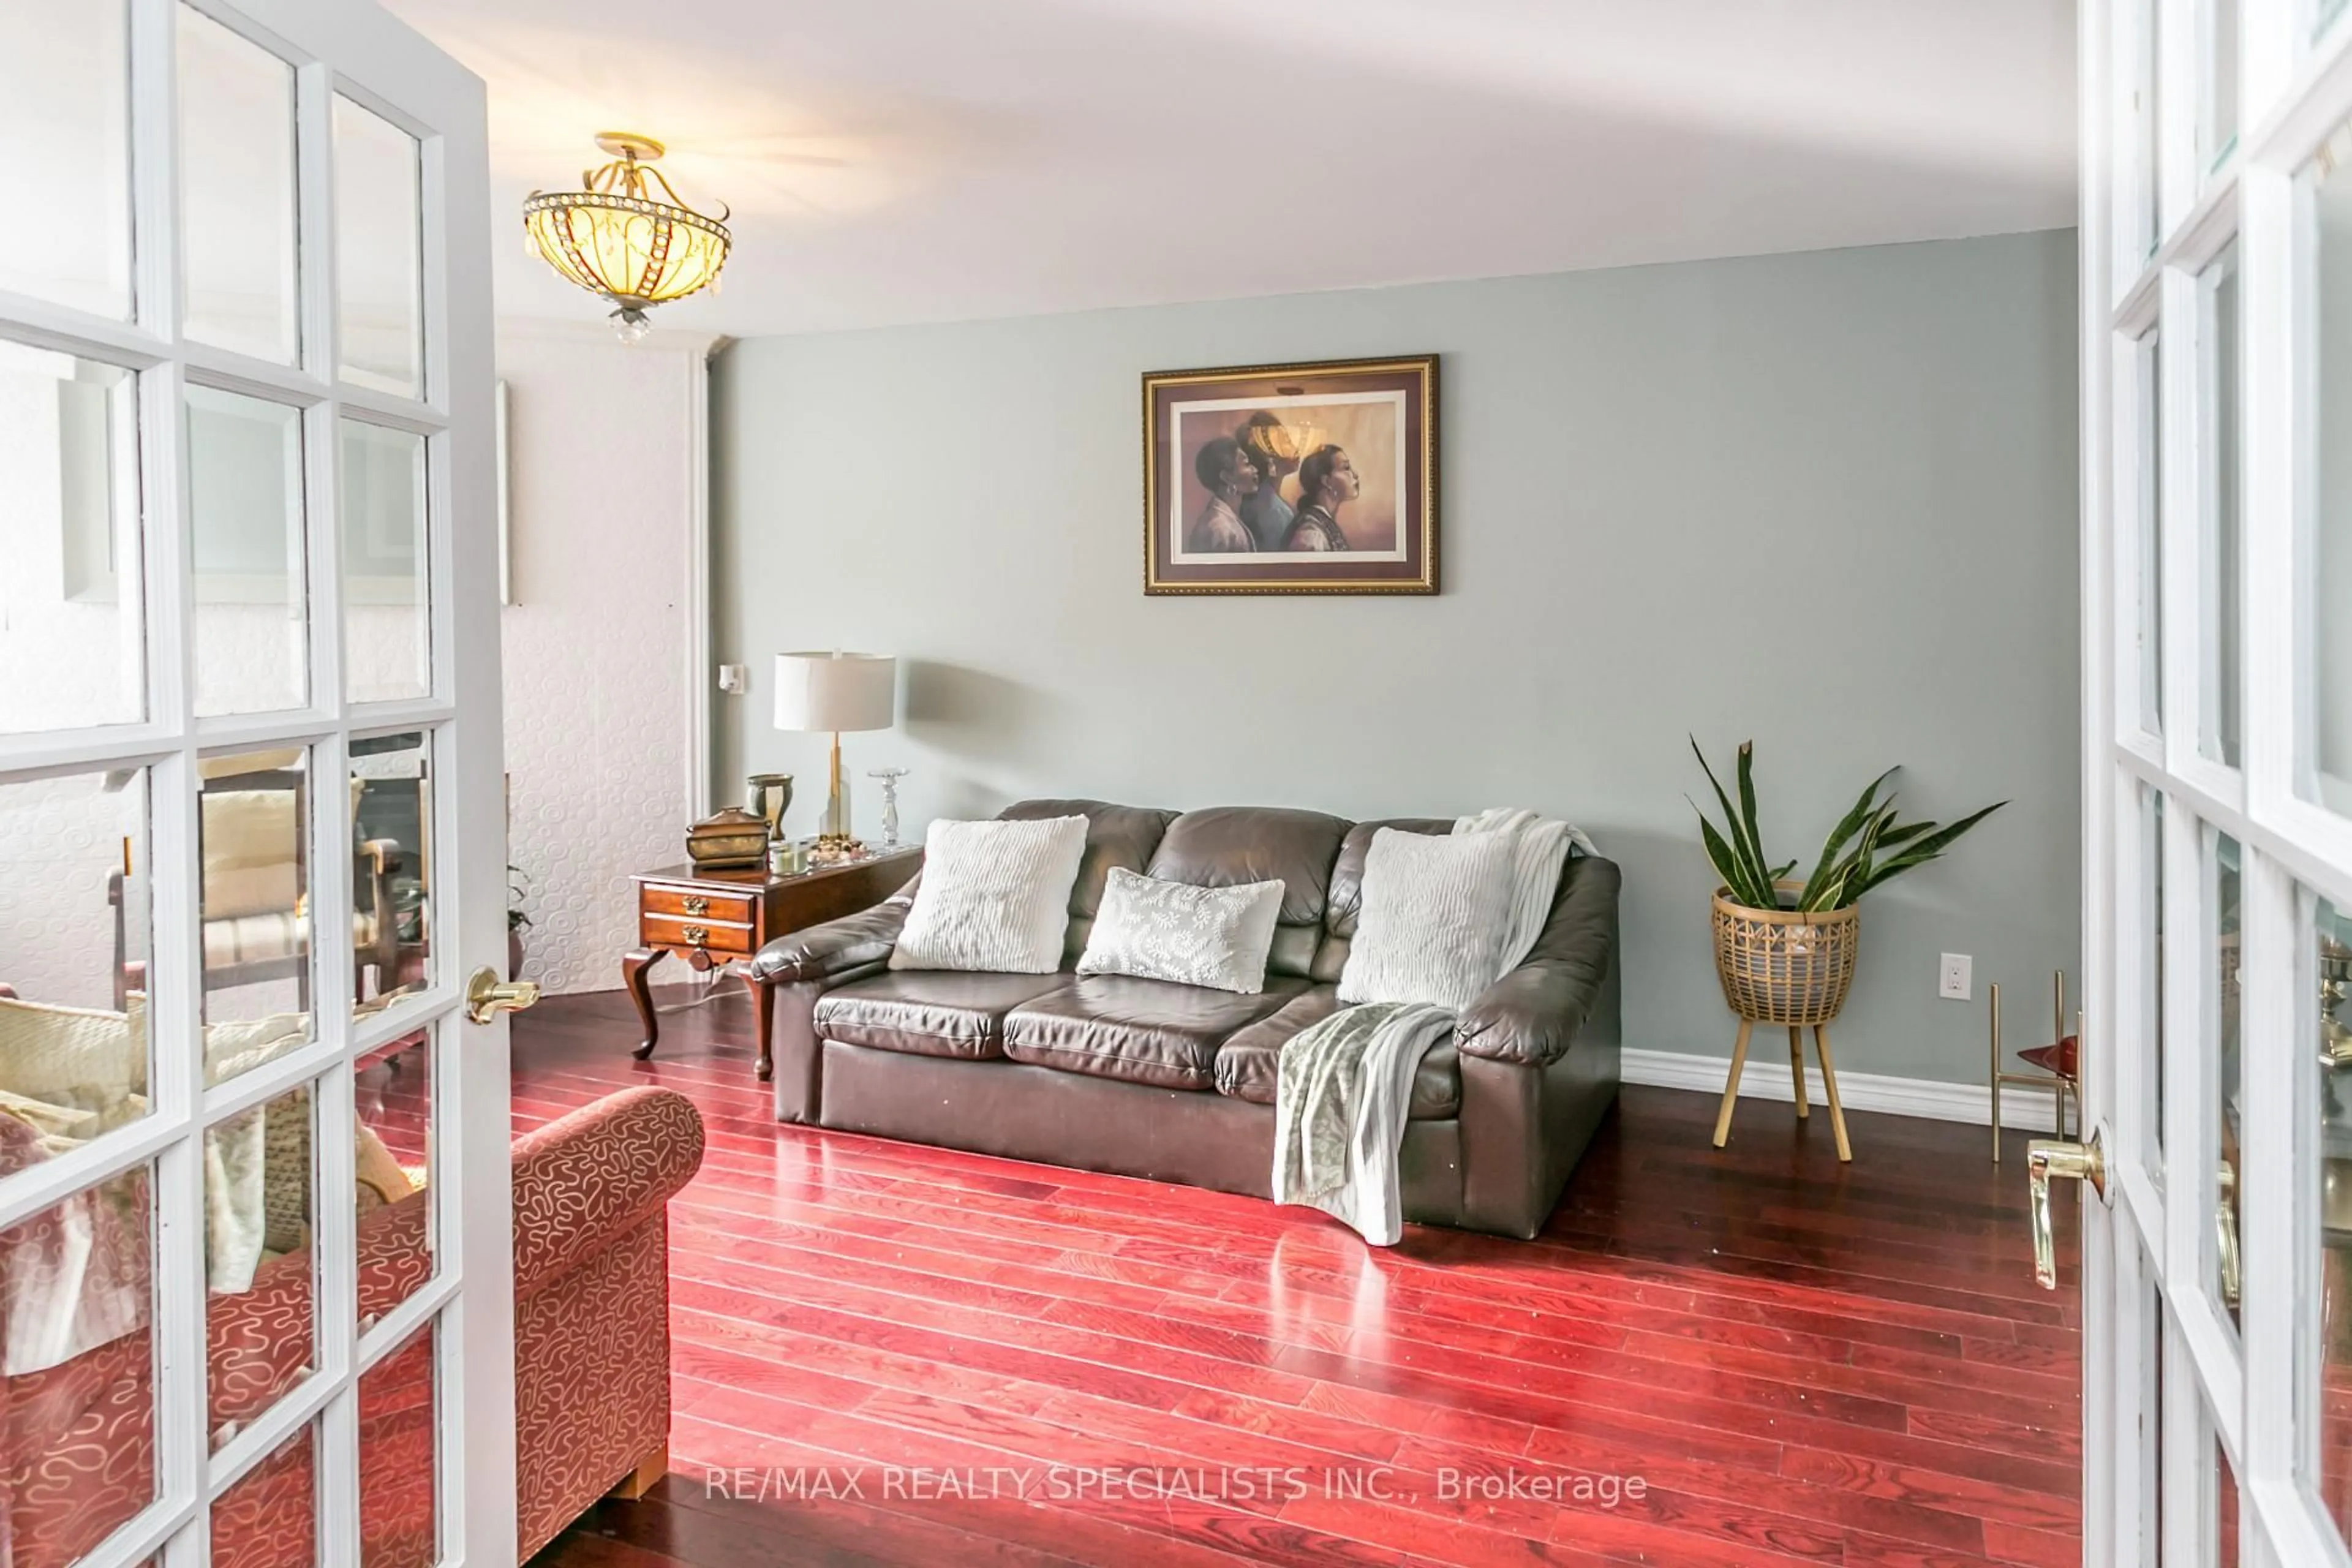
[2026,1128,2106,1289]
[466,966,541,1025]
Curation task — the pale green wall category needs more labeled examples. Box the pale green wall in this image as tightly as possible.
[710,229,2081,1085]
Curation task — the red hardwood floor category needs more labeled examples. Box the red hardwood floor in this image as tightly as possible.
[517,985,2081,1568]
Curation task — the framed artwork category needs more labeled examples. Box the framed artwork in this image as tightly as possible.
[1142,353,1437,595]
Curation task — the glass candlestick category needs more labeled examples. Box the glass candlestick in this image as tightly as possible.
[867,767,909,848]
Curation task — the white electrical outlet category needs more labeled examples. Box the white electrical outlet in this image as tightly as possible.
[1939,952,1973,1001]
[717,663,748,695]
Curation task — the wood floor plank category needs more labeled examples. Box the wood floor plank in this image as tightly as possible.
[515,989,2084,1568]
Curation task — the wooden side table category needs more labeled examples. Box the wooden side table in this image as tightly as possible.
[625,845,921,1080]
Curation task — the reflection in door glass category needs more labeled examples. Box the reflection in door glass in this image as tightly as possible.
[2138,332,2164,734]
[197,747,317,1053]
[2314,897,2352,1549]
[2146,788,2168,1172]
[2217,1428,2240,1567]
[178,4,300,364]
[211,1420,318,1566]
[0,1163,158,1563]
[0,0,132,317]
[2315,129,2352,813]
[341,423,431,704]
[2214,832,2242,1333]
[205,1081,318,1453]
[353,732,432,1013]
[188,388,309,717]
[0,341,145,735]
[358,1320,437,1568]
[2202,247,2242,767]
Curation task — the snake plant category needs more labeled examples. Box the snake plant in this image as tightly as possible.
[1689,737,2005,913]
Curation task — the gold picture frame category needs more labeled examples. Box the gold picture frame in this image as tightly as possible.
[1142,354,1438,595]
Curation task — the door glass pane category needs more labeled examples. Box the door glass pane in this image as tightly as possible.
[2313,129,2352,813]
[2217,1429,2241,1567]
[342,423,429,704]
[205,1080,317,1452]
[356,1030,431,1324]
[2146,786,2168,1174]
[2138,0,2161,258]
[2312,895,2352,1547]
[0,0,132,316]
[212,1420,318,1566]
[178,6,300,363]
[0,340,146,734]
[353,732,432,1014]
[334,98,424,399]
[0,766,153,1144]
[189,388,309,717]
[2212,831,2243,1332]
[358,1321,437,1568]
[2204,0,2239,170]
[198,747,316,1057]
[2137,330,2165,734]
[2201,246,2241,767]
[0,1162,158,1566]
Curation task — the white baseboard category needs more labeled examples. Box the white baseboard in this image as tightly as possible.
[1621,1047,2070,1135]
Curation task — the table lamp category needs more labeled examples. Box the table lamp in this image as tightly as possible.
[772,651,896,853]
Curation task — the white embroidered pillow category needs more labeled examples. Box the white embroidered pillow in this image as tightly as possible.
[889,815,1090,974]
[1338,829,1517,1011]
[1077,867,1286,994]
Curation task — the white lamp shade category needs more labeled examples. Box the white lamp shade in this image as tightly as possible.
[773,652,896,733]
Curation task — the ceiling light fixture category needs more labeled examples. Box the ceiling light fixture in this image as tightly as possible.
[522,132,731,343]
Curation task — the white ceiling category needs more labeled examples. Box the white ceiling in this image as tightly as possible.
[381,0,2078,339]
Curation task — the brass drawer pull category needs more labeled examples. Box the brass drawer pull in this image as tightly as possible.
[681,924,709,946]
[681,895,709,916]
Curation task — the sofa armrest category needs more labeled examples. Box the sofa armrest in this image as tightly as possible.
[1455,855,1620,1068]
[748,895,912,986]
[511,1087,704,1300]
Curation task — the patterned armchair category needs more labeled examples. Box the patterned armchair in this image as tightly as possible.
[1,1086,706,1567]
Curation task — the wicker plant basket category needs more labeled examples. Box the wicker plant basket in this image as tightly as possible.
[1711,882,1860,1026]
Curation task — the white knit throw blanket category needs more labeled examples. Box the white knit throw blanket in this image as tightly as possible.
[1272,810,1593,1244]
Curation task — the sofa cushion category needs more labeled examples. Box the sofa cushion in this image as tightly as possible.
[817,971,1071,1060]
[1002,974,1308,1090]
[1313,818,1452,981]
[1212,986,1462,1119]
[1147,807,1348,978]
[999,799,1178,963]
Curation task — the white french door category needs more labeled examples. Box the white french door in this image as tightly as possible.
[2079,0,2352,1561]
[0,1,515,1564]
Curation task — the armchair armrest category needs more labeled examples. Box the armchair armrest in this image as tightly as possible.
[1455,856,1620,1068]
[511,1087,704,1300]
[748,894,913,986]
[356,839,402,876]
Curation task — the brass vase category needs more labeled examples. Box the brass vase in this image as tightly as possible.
[746,774,794,841]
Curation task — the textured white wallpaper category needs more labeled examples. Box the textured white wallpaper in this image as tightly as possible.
[497,330,707,997]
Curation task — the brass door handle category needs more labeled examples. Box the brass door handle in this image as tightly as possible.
[2026,1127,2106,1289]
[466,966,540,1025]
[2217,1163,2242,1308]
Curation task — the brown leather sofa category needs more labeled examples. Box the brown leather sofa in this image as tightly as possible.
[748,800,1621,1239]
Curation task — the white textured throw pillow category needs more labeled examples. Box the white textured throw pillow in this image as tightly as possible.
[1077,867,1286,994]
[1338,829,1518,1010]
[890,815,1090,974]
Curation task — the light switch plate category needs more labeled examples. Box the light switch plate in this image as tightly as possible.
[1939,952,1973,1001]
[717,663,747,695]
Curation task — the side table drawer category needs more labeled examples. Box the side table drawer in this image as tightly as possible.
[639,913,755,956]
[643,884,758,924]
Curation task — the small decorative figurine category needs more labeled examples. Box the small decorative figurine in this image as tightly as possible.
[867,767,909,848]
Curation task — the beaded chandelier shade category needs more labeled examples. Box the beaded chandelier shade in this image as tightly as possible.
[522,132,731,342]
